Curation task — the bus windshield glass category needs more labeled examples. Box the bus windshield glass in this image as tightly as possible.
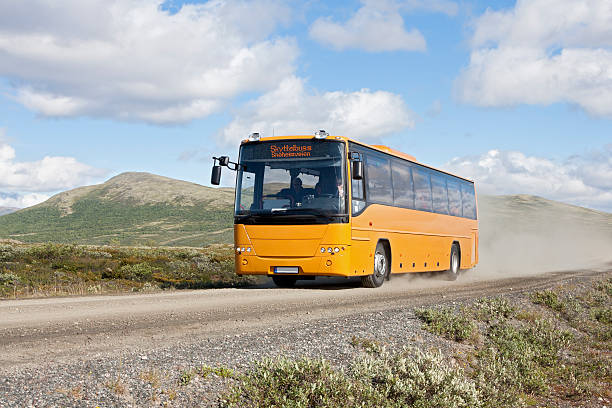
[235,140,346,221]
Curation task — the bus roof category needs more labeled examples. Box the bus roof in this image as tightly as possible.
[241,135,474,183]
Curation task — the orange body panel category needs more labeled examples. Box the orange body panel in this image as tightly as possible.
[233,135,479,277]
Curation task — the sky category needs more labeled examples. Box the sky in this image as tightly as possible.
[0,0,611,212]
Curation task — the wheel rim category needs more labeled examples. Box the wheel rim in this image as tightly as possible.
[451,250,459,273]
[374,252,386,278]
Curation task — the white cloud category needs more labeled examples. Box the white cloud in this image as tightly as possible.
[309,0,435,52]
[0,192,50,208]
[220,76,415,144]
[0,0,295,123]
[0,139,106,208]
[444,145,612,212]
[456,0,612,117]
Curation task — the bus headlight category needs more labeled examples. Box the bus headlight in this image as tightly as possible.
[321,247,325,253]
[327,247,333,253]
[334,247,340,253]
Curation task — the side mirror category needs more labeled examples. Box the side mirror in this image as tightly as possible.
[211,165,222,185]
[352,160,363,180]
[219,156,230,166]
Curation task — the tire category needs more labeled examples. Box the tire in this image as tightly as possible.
[272,276,297,288]
[445,243,460,281]
[361,242,388,288]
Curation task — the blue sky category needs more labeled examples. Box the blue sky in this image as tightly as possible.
[0,0,611,211]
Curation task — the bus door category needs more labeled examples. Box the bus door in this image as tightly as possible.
[349,152,372,275]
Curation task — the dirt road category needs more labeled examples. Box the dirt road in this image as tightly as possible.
[2,265,609,370]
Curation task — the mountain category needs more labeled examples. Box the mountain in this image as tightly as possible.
[0,172,235,247]
[0,207,19,216]
[1,173,611,261]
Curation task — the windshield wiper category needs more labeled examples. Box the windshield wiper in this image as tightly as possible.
[236,209,348,222]
[268,208,348,221]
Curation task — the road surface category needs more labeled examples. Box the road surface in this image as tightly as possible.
[1,265,609,369]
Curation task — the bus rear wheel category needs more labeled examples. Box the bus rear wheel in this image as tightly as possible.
[445,243,460,281]
[272,276,297,288]
[361,242,388,288]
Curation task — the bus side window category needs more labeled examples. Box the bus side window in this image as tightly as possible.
[461,182,477,219]
[431,173,449,215]
[391,159,414,209]
[413,167,432,212]
[352,177,364,200]
[447,178,462,217]
[365,153,393,205]
[351,177,366,214]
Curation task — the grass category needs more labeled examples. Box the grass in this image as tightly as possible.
[0,241,253,298]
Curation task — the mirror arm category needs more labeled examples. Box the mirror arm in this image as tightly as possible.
[213,156,243,171]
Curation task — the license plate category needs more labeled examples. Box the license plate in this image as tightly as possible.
[274,266,299,274]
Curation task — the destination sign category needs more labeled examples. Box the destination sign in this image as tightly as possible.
[270,144,312,158]
[240,139,344,162]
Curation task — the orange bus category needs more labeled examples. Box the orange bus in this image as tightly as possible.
[211,131,478,288]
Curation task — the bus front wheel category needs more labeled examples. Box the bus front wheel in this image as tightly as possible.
[361,242,388,288]
[445,243,460,281]
[272,276,297,288]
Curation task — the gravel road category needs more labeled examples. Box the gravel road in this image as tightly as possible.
[1,265,610,407]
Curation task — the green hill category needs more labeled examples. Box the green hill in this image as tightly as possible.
[0,172,235,247]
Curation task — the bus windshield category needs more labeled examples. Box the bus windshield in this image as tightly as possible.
[235,140,347,222]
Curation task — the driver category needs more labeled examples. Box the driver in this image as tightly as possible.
[318,173,344,198]
[279,177,305,205]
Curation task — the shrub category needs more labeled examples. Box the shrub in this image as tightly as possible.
[531,290,564,312]
[219,349,482,408]
[0,272,20,285]
[415,306,476,342]
[351,347,482,408]
[219,357,365,408]
[0,244,18,261]
[471,297,516,322]
[119,263,154,281]
[592,307,611,324]
[475,318,573,406]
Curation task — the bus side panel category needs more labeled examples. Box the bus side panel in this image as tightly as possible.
[350,207,374,276]
[354,204,477,273]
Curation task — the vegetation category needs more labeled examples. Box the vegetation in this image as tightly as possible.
[215,278,611,408]
[219,348,481,408]
[0,241,252,298]
[0,199,233,247]
[414,306,476,342]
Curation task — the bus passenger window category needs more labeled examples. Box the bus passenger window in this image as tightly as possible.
[447,179,462,217]
[413,168,432,212]
[366,154,393,205]
[391,160,414,209]
[431,174,449,215]
[461,182,477,219]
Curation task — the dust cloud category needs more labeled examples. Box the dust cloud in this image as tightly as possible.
[473,195,612,278]
[389,195,612,288]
